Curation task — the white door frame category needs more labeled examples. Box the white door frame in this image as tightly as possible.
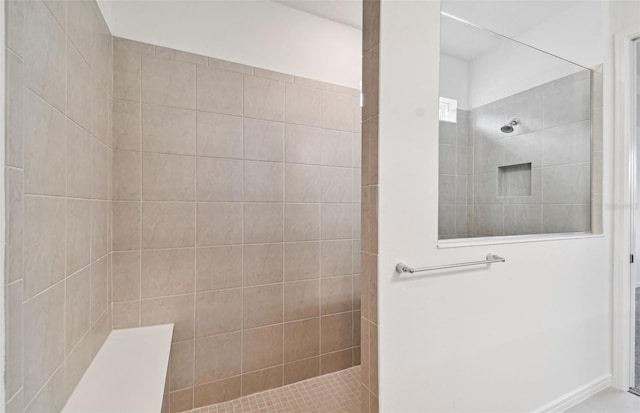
[612,27,640,391]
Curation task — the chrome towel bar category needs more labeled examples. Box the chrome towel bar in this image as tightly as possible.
[395,253,506,274]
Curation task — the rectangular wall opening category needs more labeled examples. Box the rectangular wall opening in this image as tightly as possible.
[498,163,532,197]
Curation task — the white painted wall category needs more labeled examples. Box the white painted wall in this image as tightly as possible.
[439,54,470,110]
[378,1,611,411]
[467,2,603,108]
[96,0,361,89]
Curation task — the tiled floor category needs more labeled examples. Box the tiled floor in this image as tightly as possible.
[188,367,361,413]
[566,388,640,412]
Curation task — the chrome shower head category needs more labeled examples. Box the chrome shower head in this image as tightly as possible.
[501,118,520,134]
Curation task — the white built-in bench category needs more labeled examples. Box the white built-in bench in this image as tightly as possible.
[62,324,174,413]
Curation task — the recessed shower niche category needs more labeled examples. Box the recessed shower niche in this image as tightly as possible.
[437,10,602,240]
[498,163,532,197]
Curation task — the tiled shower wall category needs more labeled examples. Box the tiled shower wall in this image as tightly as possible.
[5,0,113,412]
[439,68,604,238]
[110,38,362,412]
[361,0,380,412]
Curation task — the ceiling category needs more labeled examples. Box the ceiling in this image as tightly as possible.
[274,0,593,62]
[273,0,362,29]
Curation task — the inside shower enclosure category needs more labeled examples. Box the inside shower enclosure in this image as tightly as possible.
[4,0,371,411]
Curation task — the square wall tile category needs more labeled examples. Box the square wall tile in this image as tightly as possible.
[196,66,243,116]
[24,196,65,299]
[242,325,283,372]
[195,289,242,337]
[142,202,196,249]
[244,76,285,122]
[243,284,284,329]
[142,55,196,109]
[142,104,196,155]
[141,249,195,298]
[196,112,243,158]
[244,119,284,162]
[285,83,321,127]
[196,203,242,246]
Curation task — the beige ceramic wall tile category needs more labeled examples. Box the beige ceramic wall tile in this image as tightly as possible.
[140,294,195,342]
[285,164,321,203]
[91,200,110,259]
[67,44,92,130]
[195,289,242,337]
[320,312,353,354]
[193,376,241,408]
[142,55,196,109]
[196,157,243,201]
[196,246,242,291]
[113,150,141,200]
[142,202,196,249]
[196,112,243,158]
[196,203,242,246]
[91,79,110,144]
[90,256,109,323]
[66,199,91,275]
[24,0,67,112]
[285,124,322,165]
[285,83,321,127]
[142,104,197,155]
[321,276,354,315]
[142,153,196,201]
[23,282,65,403]
[243,284,284,329]
[244,161,284,202]
[113,99,141,151]
[112,251,141,302]
[322,129,353,167]
[67,121,94,199]
[284,203,320,242]
[5,281,23,399]
[170,341,194,391]
[322,92,354,132]
[91,139,110,200]
[6,168,24,284]
[284,242,320,281]
[284,357,319,385]
[194,332,242,383]
[284,318,320,362]
[23,91,66,196]
[244,76,285,122]
[243,244,283,286]
[23,195,65,299]
[243,119,284,162]
[112,202,141,251]
[320,349,353,375]
[243,203,284,244]
[112,301,140,329]
[242,325,284,372]
[284,280,320,322]
[196,66,243,116]
[113,43,141,101]
[241,366,283,396]
[156,46,207,66]
[141,249,196,298]
[6,50,24,169]
[208,57,253,75]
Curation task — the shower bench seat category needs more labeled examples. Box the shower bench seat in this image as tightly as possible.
[62,324,174,413]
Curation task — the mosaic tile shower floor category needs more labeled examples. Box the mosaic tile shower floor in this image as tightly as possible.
[188,367,361,413]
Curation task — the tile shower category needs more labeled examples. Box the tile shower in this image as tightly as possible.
[439,68,603,238]
[5,0,114,411]
[110,37,362,412]
[4,0,362,412]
